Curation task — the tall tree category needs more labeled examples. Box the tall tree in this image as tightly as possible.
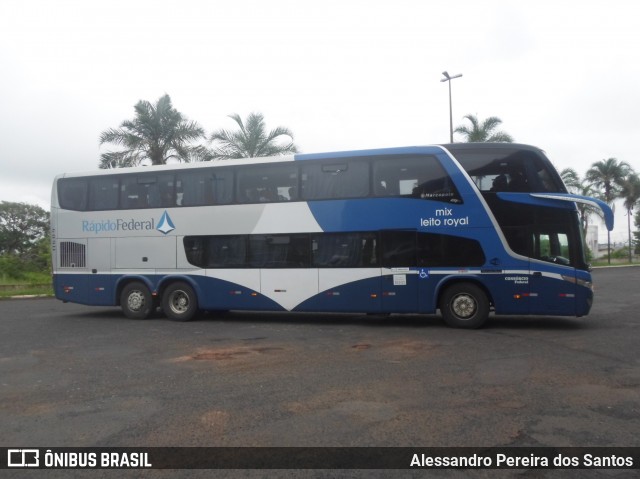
[619,172,640,262]
[209,112,298,160]
[99,94,205,168]
[0,201,49,256]
[560,168,601,239]
[585,158,632,263]
[634,209,640,255]
[454,114,514,143]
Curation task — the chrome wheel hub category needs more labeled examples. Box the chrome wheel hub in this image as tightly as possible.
[127,291,145,311]
[451,294,476,319]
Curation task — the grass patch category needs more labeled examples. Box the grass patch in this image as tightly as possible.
[0,284,53,298]
[591,257,640,267]
[0,271,53,298]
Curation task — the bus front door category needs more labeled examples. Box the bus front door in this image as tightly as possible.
[530,231,577,315]
[529,266,577,315]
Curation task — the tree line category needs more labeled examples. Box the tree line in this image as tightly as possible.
[0,201,50,281]
[560,161,640,263]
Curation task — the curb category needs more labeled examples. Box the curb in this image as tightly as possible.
[591,264,640,269]
[1,294,53,300]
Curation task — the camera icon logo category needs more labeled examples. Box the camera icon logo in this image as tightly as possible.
[7,449,40,467]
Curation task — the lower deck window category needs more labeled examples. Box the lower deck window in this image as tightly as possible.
[184,231,486,269]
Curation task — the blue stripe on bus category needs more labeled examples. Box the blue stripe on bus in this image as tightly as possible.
[305,198,495,233]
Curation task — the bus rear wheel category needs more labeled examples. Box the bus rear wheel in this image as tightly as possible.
[162,282,198,322]
[440,283,489,329]
[121,282,153,319]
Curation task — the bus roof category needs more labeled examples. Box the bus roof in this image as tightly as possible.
[54,143,547,180]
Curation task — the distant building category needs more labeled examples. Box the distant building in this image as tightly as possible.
[585,225,599,258]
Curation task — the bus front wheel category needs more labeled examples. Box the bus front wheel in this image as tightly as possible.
[121,282,154,319]
[439,283,489,329]
[162,282,198,322]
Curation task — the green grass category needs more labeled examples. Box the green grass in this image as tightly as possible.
[591,259,640,267]
[0,271,53,298]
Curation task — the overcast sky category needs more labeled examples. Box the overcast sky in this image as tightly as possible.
[1,0,638,241]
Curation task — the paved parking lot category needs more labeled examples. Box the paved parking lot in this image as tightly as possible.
[1,267,639,476]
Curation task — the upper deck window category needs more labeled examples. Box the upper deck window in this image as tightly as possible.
[373,155,462,203]
[120,173,176,209]
[58,178,88,211]
[448,147,566,193]
[301,160,369,200]
[88,177,119,210]
[237,164,298,203]
[177,168,233,206]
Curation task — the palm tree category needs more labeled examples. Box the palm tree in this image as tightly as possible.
[634,210,640,255]
[619,172,640,262]
[560,168,601,240]
[209,112,298,160]
[99,94,205,168]
[454,114,514,143]
[586,158,632,263]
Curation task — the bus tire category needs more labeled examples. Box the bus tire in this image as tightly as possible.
[162,282,198,322]
[121,281,154,319]
[439,283,489,329]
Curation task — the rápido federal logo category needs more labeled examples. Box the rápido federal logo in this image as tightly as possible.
[80,210,176,235]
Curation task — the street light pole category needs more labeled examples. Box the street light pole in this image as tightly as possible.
[441,71,462,143]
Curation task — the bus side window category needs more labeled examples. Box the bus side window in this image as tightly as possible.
[311,232,378,267]
[381,231,416,267]
[157,174,176,207]
[533,231,571,265]
[119,174,170,209]
[237,164,298,204]
[59,179,88,211]
[248,235,310,268]
[417,233,485,267]
[121,177,147,209]
[212,170,233,204]
[373,156,462,203]
[178,171,214,206]
[301,161,369,200]
[89,177,119,210]
[184,237,205,267]
[207,235,247,268]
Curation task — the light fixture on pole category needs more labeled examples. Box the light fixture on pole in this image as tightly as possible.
[441,71,462,143]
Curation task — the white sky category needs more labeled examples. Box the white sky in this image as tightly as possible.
[1,0,638,241]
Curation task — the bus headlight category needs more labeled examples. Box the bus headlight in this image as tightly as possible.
[577,278,593,290]
[562,274,593,291]
[561,275,593,291]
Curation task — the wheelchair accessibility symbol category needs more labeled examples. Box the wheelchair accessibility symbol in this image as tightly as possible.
[419,268,429,279]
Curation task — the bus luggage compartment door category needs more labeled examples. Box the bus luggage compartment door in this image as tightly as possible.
[260,269,318,312]
[87,237,113,305]
[381,268,418,313]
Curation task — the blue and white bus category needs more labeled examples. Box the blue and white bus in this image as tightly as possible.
[50,144,613,328]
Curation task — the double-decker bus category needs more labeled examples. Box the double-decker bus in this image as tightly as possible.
[50,144,613,328]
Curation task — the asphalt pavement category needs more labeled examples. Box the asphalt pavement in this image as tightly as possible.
[1,266,639,477]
